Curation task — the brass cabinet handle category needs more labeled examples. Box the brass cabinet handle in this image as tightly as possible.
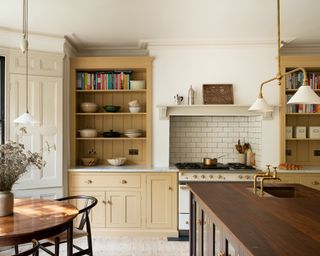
[121,179,127,184]
[218,251,225,256]
[312,181,320,185]
[86,180,92,184]
[169,186,173,190]
[102,200,106,204]
[107,200,112,204]
[180,186,187,190]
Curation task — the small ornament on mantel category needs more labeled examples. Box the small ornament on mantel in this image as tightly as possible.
[188,85,195,105]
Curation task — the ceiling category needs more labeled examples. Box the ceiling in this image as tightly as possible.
[0,0,319,51]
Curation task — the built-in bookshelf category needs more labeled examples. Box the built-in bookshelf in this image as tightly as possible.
[280,56,320,166]
[70,57,153,167]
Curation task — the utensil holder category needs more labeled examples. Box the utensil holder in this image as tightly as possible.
[238,153,245,164]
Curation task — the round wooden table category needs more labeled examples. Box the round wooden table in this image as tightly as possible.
[0,198,78,255]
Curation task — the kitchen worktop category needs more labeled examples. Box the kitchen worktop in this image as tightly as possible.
[68,165,179,172]
[188,182,320,255]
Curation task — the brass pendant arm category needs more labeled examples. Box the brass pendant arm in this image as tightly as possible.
[258,67,307,98]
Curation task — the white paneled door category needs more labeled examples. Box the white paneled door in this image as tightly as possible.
[9,74,63,190]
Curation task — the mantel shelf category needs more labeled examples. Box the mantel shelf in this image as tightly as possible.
[156,104,273,120]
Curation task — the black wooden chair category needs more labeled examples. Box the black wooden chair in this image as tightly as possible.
[39,195,97,256]
[13,240,39,256]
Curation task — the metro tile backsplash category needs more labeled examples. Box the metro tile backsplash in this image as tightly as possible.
[169,116,262,166]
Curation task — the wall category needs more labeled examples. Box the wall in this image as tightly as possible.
[149,43,280,168]
[170,115,262,166]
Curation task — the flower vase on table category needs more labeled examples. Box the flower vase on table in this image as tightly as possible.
[0,140,47,217]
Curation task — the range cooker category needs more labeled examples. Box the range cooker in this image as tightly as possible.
[176,162,257,237]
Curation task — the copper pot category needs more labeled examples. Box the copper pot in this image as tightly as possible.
[203,157,217,166]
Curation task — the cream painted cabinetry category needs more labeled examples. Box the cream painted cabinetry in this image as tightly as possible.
[146,174,177,229]
[69,171,178,236]
[276,173,320,191]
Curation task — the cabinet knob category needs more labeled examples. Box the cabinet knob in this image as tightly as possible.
[196,219,202,225]
[312,181,320,185]
[209,175,214,179]
[238,175,243,179]
[169,186,173,190]
[102,200,106,204]
[245,175,251,180]
[193,175,198,179]
[185,220,189,225]
[121,179,127,184]
[218,251,225,256]
[86,180,92,184]
[218,175,224,179]
[107,200,112,204]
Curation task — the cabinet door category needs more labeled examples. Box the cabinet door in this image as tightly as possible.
[300,175,320,191]
[146,174,175,228]
[106,191,141,228]
[69,191,106,228]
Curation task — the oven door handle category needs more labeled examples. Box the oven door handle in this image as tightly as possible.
[179,184,189,190]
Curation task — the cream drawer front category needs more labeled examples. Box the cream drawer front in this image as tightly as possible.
[70,174,141,188]
[300,176,320,191]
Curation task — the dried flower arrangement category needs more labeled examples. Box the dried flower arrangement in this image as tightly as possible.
[0,128,55,192]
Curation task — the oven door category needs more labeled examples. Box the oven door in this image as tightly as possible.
[179,183,190,231]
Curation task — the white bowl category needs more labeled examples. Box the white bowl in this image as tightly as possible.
[125,132,142,138]
[78,129,97,138]
[130,80,145,90]
[129,106,141,113]
[80,102,98,113]
[128,100,140,107]
[107,157,126,166]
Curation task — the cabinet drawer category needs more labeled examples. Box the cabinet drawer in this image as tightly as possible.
[70,174,141,188]
[300,176,320,191]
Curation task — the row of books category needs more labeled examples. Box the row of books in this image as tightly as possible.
[285,71,320,90]
[286,95,320,113]
[77,71,132,90]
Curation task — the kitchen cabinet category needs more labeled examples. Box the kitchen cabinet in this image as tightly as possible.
[280,56,320,167]
[69,172,178,236]
[276,173,320,191]
[70,56,153,167]
[146,174,177,229]
[106,191,141,228]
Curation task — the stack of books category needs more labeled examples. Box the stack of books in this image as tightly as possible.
[286,71,320,90]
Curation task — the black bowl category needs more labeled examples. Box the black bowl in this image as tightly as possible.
[103,130,121,138]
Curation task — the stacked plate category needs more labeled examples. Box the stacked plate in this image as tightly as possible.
[124,129,143,138]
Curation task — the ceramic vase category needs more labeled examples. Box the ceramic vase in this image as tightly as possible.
[238,153,246,164]
[0,191,14,216]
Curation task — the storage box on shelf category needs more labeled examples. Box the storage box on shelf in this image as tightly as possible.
[280,56,320,166]
[70,57,153,167]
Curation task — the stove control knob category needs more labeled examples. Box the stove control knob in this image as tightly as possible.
[238,175,243,179]
[193,175,198,179]
[209,175,214,179]
[245,175,251,180]
[218,175,224,179]
[201,175,206,179]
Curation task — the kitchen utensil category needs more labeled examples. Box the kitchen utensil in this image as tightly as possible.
[235,139,243,153]
[102,105,121,112]
[107,157,127,166]
[103,130,121,138]
[203,154,226,166]
[78,129,97,138]
[243,143,250,153]
[80,102,98,113]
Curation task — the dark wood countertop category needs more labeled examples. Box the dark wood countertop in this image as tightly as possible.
[188,182,320,256]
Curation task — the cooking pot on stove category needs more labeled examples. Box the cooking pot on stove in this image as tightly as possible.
[203,155,225,166]
[103,129,121,138]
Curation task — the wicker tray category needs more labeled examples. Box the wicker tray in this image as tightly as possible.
[203,84,233,104]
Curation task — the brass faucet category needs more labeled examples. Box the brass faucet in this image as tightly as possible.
[253,165,281,195]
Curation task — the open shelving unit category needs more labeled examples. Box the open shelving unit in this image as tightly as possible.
[70,57,153,167]
[280,56,320,166]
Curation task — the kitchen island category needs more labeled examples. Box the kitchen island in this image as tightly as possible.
[188,182,320,256]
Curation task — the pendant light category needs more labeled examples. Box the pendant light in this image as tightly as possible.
[249,0,320,112]
[14,0,36,124]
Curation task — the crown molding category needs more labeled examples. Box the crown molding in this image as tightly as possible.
[0,26,64,53]
[281,43,320,55]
